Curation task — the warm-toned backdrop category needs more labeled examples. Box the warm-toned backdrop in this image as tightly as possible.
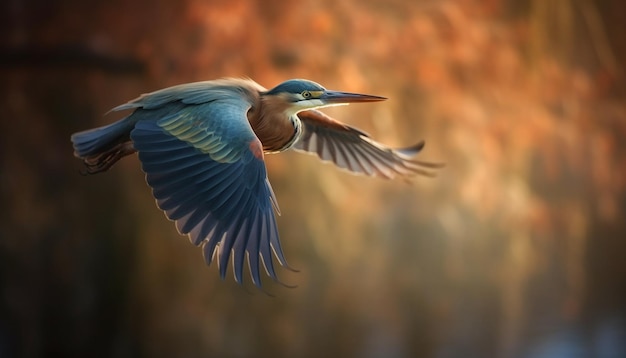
[1,0,625,357]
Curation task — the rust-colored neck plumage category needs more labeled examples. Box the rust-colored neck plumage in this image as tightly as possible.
[248,93,299,153]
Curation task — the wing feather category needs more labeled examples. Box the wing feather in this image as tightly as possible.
[129,95,290,288]
[294,109,443,178]
[246,210,264,286]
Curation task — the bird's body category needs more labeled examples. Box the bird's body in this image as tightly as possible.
[71,78,441,288]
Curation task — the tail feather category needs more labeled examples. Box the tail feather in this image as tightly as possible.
[71,118,136,174]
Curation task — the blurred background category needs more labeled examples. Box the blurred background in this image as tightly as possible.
[1,0,625,357]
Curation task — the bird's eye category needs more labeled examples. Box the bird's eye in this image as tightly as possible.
[301,90,311,98]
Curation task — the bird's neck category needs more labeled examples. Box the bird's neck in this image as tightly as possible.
[249,97,302,153]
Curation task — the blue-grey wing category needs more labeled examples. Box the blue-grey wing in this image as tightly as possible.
[130,98,289,288]
[111,79,264,111]
[293,110,443,178]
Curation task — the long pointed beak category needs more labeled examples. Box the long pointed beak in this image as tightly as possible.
[321,90,387,104]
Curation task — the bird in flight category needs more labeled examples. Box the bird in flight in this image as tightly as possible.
[71,78,442,288]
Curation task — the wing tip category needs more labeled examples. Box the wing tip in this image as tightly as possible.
[396,140,425,156]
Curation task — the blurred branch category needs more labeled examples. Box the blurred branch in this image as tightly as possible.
[0,44,146,74]
[578,0,621,77]
[529,0,620,77]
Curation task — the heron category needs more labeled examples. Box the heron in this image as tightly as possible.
[71,78,442,288]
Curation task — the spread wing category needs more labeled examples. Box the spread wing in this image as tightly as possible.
[293,110,443,178]
[129,96,291,288]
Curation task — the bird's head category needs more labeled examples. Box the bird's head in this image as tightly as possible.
[264,79,386,116]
